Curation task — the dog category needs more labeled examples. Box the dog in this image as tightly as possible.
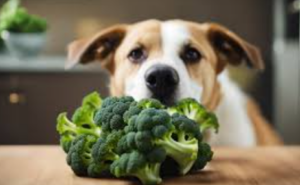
[66,19,281,147]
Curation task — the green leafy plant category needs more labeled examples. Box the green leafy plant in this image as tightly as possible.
[56,92,219,185]
[0,0,47,35]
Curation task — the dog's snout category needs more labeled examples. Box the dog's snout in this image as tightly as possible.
[144,64,179,104]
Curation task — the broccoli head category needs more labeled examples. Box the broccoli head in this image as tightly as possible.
[123,98,164,124]
[56,113,101,153]
[67,134,97,176]
[122,109,172,153]
[92,130,124,166]
[122,108,200,175]
[137,98,165,109]
[94,96,135,132]
[56,92,102,153]
[168,98,219,133]
[192,143,213,171]
[110,150,164,185]
[72,91,101,129]
[153,113,200,175]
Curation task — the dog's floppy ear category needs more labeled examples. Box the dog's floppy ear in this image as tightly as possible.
[204,23,264,73]
[66,24,127,70]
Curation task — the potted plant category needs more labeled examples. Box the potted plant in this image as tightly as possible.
[0,0,48,59]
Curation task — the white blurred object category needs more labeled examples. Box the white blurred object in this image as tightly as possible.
[273,0,300,144]
[1,31,46,59]
[289,0,300,13]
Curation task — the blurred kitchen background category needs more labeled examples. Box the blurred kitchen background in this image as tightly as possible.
[0,0,299,144]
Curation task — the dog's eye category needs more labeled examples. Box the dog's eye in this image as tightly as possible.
[180,46,202,64]
[128,47,147,63]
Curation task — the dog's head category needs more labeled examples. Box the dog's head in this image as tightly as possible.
[67,20,263,109]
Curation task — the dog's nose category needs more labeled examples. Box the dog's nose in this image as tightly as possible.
[144,64,179,100]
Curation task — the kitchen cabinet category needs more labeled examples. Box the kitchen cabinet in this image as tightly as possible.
[0,72,109,144]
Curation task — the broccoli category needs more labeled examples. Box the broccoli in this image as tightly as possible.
[0,0,47,35]
[153,114,200,175]
[66,134,97,176]
[56,113,101,153]
[168,98,219,133]
[192,143,213,171]
[123,98,164,123]
[94,96,134,132]
[56,94,216,185]
[124,108,200,175]
[92,130,123,164]
[56,92,102,153]
[82,130,125,177]
[110,150,165,185]
[137,98,165,109]
[72,92,102,130]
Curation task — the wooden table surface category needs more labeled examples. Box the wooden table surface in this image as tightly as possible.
[0,146,299,185]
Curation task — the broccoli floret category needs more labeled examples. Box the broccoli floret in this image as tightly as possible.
[57,92,102,153]
[123,109,171,153]
[117,130,155,154]
[94,96,135,132]
[81,91,102,109]
[171,113,202,143]
[88,130,126,178]
[123,103,142,123]
[57,113,101,152]
[137,98,165,109]
[72,92,101,129]
[116,131,136,154]
[153,114,200,175]
[92,130,124,164]
[59,134,73,153]
[123,98,164,124]
[192,143,213,171]
[168,98,219,133]
[125,108,199,175]
[110,150,163,185]
[57,113,100,137]
[84,130,125,177]
[67,135,97,176]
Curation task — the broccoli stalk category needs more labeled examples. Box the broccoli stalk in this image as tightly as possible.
[132,163,162,185]
[56,92,102,153]
[110,151,162,185]
[57,113,101,137]
[155,130,198,175]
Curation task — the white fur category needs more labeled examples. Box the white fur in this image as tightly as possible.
[161,21,202,101]
[209,70,257,147]
[125,21,202,102]
[125,21,256,147]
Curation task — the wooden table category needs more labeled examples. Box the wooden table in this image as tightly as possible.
[0,146,299,185]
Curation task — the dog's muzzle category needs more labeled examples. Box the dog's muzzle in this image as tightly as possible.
[144,64,179,105]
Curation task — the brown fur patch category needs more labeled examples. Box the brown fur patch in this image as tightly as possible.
[110,20,163,96]
[182,21,222,110]
[247,99,283,145]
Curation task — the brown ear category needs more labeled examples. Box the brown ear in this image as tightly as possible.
[204,23,264,73]
[66,24,127,71]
